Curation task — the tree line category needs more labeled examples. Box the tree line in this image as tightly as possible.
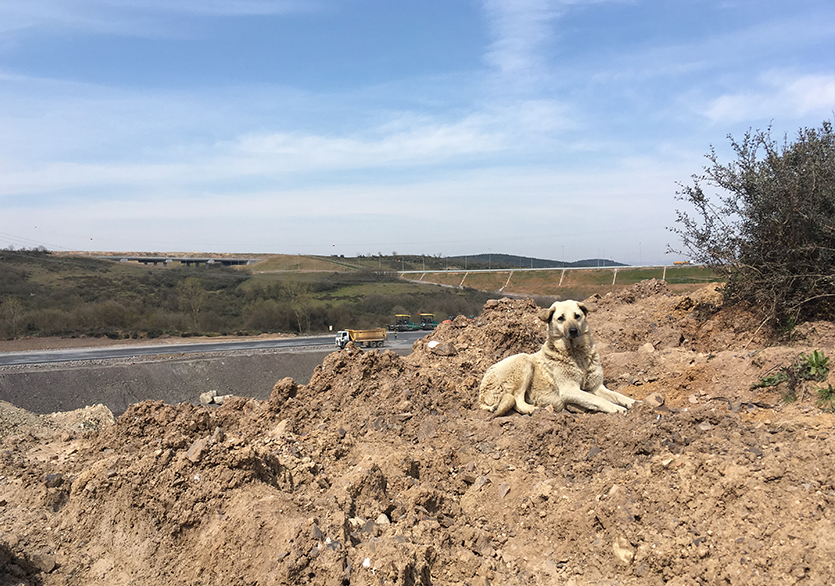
[0,250,495,340]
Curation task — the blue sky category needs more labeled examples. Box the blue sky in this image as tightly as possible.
[1,0,832,264]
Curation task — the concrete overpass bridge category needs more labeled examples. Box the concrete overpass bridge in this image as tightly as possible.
[99,256,259,267]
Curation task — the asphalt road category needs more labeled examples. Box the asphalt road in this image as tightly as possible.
[0,330,428,366]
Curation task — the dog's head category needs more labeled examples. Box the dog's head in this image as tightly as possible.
[538,300,590,342]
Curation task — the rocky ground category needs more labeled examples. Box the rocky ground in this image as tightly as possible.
[0,280,834,585]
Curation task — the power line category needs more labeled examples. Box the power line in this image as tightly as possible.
[0,231,72,251]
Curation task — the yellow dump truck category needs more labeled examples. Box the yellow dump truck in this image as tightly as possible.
[335,328,387,349]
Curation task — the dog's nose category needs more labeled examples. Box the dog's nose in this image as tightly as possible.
[568,326,579,338]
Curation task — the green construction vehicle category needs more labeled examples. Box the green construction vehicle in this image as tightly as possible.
[419,313,439,330]
[388,314,420,332]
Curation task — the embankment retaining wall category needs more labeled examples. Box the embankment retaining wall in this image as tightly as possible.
[0,350,336,416]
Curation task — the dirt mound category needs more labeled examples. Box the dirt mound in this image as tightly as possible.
[0,401,113,438]
[1,281,834,585]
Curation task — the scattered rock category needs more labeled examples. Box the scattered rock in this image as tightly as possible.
[30,551,56,573]
[429,342,458,356]
[638,342,655,354]
[185,438,207,463]
[199,390,217,405]
[643,392,665,407]
[498,482,511,499]
[417,417,438,441]
[44,473,63,488]
[612,536,634,565]
[200,390,236,406]
[473,476,491,491]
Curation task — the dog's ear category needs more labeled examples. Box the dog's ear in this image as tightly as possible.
[538,306,556,323]
[577,302,589,316]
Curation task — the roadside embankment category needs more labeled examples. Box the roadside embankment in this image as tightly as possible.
[0,348,340,416]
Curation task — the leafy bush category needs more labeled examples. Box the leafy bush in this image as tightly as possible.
[671,120,835,327]
[801,349,830,379]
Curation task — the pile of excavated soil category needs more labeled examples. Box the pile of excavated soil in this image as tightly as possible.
[1,281,834,585]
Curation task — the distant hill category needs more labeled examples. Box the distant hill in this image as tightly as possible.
[446,254,626,269]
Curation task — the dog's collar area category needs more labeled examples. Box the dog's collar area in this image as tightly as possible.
[546,338,582,353]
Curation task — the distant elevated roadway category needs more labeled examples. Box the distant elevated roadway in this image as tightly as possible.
[98,256,259,267]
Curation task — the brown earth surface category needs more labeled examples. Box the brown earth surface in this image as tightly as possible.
[1,280,834,585]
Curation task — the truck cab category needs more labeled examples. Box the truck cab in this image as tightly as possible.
[335,330,351,349]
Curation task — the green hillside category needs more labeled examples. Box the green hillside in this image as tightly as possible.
[0,250,495,340]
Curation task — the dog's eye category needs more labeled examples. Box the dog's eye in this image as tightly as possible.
[557,315,565,322]
[574,313,581,320]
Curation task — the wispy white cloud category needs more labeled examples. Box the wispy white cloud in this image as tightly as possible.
[582,7,833,93]
[231,120,504,171]
[481,0,560,79]
[0,115,504,197]
[702,71,835,124]
[481,0,633,89]
[231,99,576,169]
[0,121,500,197]
[0,66,579,198]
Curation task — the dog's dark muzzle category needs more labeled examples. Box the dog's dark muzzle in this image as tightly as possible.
[567,325,580,338]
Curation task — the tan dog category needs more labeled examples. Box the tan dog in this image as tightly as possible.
[478,300,635,415]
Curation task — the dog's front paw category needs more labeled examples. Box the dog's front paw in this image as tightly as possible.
[614,394,637,409]
[517,403,538,415]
